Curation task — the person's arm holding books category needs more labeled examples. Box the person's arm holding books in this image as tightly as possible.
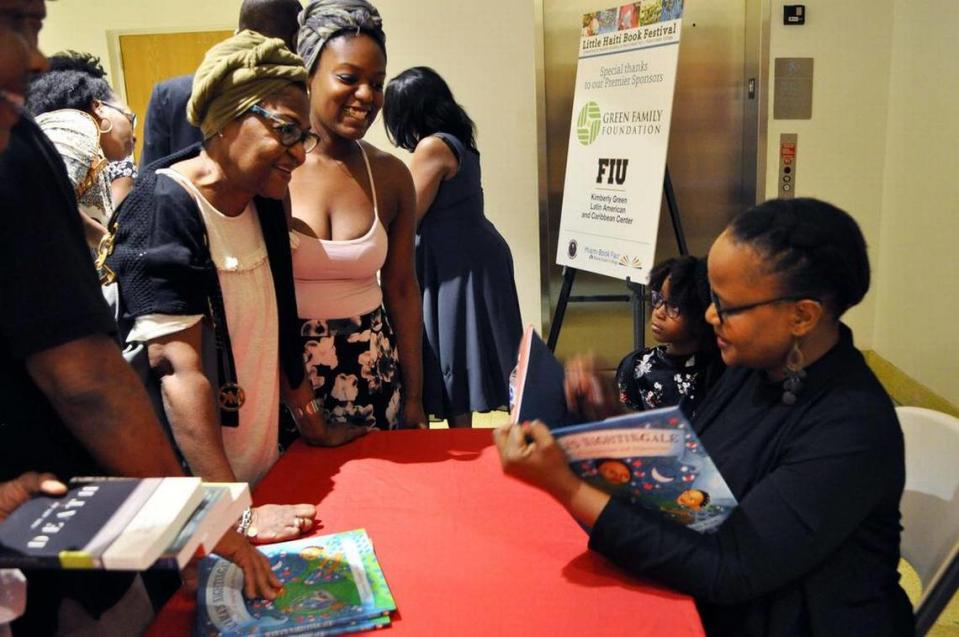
[0,473,67,523]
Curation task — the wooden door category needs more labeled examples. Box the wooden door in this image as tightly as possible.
[118,30,233,162]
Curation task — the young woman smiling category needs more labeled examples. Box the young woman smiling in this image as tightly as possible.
[288,0,426,432]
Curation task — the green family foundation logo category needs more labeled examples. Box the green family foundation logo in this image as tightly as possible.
[576,101,602,145]
[577,103,664,145]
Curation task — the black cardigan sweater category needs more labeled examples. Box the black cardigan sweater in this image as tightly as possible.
[105,144,305,420]
[588,325,914,636]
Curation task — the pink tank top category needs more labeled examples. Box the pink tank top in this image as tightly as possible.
[292,143,388,319]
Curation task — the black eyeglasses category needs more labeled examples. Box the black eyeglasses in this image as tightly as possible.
[650,290,681,319]
[248,104,319,153]
[102,102,137,127]
[709,289,817,324]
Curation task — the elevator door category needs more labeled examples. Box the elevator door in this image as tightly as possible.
[541,1,761,354]
[118,30,233,163]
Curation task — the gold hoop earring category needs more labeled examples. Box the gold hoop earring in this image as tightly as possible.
[98,117,113,134]
[782,339,806,405]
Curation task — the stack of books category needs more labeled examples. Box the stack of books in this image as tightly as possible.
[195,529,396,636]
[0,476,251,571]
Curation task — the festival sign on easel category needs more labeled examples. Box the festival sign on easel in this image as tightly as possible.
[555,1,684,283]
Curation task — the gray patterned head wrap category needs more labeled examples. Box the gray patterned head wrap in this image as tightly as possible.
[297,0,386,74]
[35,109,113,225]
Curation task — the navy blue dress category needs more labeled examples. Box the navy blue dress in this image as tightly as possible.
[416,133,523,419]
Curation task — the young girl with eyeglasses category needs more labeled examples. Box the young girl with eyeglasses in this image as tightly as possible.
[614,256,724,414]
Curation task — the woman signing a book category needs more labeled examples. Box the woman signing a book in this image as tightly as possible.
[495,198,914,637]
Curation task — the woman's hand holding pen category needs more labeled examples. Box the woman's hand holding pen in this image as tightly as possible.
[493,421,610,528]
[493,421,578,501]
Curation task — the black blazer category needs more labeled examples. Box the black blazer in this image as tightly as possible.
[140,74,203,167]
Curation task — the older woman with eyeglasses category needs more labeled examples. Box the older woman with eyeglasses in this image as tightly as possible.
[104,32,365,596]
[496,198,914,636]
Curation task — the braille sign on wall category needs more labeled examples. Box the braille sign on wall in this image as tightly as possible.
[774,57,813,120]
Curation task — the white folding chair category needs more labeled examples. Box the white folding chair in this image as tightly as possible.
[897,405,959,635]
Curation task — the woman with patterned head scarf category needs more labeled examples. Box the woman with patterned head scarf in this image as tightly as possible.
[27,56,137,248]
[34,108,113,250]
[104,31,365,598]
[287,0,426,435]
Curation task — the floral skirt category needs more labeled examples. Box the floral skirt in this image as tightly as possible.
[298,306,402,431]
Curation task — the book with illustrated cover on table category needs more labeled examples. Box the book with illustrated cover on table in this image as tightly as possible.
[195,528,396,637]
[509,328,737,533]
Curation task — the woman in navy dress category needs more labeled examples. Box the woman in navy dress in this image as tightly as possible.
[384,67,523,427]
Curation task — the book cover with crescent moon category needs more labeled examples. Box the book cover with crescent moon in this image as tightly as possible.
[552,405,737,533]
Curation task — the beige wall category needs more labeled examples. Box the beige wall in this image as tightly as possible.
[39,1,957,403]
[764,0,895,348]
[41,0,544,329]
[873,0,959,405]
[765,0,957,405]
[366,1,543,329]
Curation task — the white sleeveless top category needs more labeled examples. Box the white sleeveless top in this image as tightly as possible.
[292,143,388,319]
[135,168,281,485]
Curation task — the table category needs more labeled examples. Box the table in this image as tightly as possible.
[148,429,704,636]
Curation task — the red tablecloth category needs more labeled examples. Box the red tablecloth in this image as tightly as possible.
[148,429,703,636]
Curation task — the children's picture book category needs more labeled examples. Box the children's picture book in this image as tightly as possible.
[510,325,577,428]
[509,330,736,532]
[552,406,737,533]
[195,528,396,637]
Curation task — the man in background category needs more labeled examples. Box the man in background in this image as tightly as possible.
[140,0,302,165]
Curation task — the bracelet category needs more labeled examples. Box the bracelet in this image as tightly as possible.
[236,507,254,536]
[291,397,322,422]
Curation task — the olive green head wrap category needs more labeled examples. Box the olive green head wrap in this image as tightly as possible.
[187,30,308,139]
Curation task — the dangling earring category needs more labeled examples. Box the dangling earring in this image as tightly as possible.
[98,117,113,134]
[782,339,806,405]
